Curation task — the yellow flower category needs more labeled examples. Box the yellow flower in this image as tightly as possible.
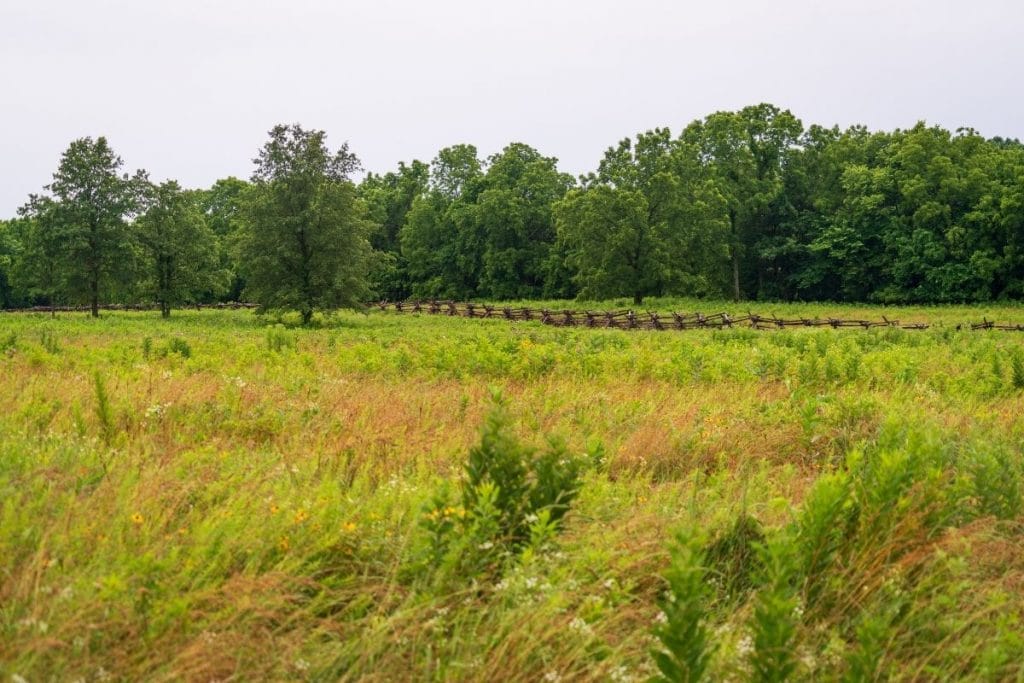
[177,526,188,536]
[130,513,144,525]
[293,509,309,524]
[269,503,280,515]
[279,535,290,551]
[343,522,357,533]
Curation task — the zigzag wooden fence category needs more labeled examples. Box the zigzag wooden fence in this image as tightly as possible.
[371,300,1024,333]
[2,300,1022,332]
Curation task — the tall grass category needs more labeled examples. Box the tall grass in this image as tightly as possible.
[1,308,1023,681]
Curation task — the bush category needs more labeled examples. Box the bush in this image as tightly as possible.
[265,325,295,353]
[422,392,592,583]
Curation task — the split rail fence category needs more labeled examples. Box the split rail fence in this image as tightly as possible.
[371,300,1024,333]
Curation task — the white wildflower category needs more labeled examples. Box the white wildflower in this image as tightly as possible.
[737,634,754,658]
[569,617,593,636]
[609,665,634,682]
[543,672,562,682]
[478,541,494,551]
[294,658,310,672]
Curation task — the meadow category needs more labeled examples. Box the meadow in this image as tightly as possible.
[2,301,1024,681]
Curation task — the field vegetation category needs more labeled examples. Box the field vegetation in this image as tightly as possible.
[3,305,1024,681]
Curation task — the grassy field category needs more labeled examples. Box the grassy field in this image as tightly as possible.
[2,303,1024,681]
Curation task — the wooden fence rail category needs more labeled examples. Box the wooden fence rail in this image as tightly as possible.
[371,300,1023,333]
[2,300,1022,333]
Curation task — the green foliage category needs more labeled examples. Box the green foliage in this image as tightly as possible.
[38,328,60,354]
[461,393,584,550]
[93,371,114,444]
[1,331,17,354]
[653,531,716,683]
[421,393,589,584]
[235,124,375,324]
[1010,350,1024,390]
[555,129,729,304]
[18,137,145,315]
[703,513,765,602]
[265,324,295,352]
[137,180,226,317]
[164,337,192,358]
[748,534,799,682]
[194,176,250,301]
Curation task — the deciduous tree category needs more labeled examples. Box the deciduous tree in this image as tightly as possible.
[235,124,375,324]
[19,137,144,316]
[137,180,226,317]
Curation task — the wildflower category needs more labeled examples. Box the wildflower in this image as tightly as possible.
[569,617,593,636]
[293,509,309,524]
[177,527,187,537]
[279,535,290,551]
[294,659,310,672]
[543,672,561,682]
[269,503,280,515]
[343,522,357,533]
[130,513,144,525]
[736,634,754,658]
[478,540,494,550]
[145,402,172,419]
[609,665,633,682]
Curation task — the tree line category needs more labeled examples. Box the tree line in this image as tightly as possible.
[2,104,1024,318]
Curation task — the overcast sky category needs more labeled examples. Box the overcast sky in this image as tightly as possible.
[2,0,1022,215]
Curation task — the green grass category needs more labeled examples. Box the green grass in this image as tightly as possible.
[1,305,1024,681]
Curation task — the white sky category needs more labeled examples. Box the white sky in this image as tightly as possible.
[2,0,1022,215]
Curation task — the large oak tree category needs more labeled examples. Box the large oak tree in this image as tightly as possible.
[235,125,375,324]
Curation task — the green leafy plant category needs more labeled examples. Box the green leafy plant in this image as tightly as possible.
[266,325,295,352]
[652,531,716,683]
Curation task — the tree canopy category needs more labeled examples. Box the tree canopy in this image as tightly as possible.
[18,137,145,316]
[137,181,226,317]
[4,107,1024,314]
[234,124,375,324]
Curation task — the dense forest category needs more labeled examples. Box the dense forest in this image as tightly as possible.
[2,103,1024,314]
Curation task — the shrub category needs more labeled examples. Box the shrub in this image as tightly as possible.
[165,337,191,358]
[266,325,295,353]
[423,392,590,583]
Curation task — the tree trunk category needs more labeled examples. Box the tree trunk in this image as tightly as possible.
[302,308,313,326]
[633,292,643,306]
[91,278,99,318]
[161,302,170,318]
